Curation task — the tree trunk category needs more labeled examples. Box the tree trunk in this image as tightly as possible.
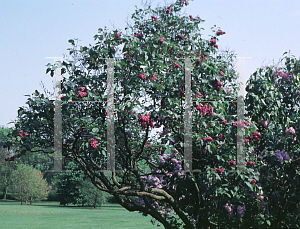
[94,192,98,209]
[21,196,23,205]
[3,186,7,200]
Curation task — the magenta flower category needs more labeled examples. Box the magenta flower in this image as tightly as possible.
[161,101,166,109]
[139,73,146,80]
[220,120,227,125]
[216,30,226,36]
[19,130,24,137]
[210,39,216,44]
[220,72,225,76]
[217,81,223,86]
[189,15,194,21]
[175,63,180,68]
[90,138,98,149]
[204,136,213,142]
[134,33,143,38]
[151,16,159,21]
[115,33,121,38]
[139,26,143,30]
[215,86,221,91]
[196,59,201,65]
[230,160,236,166]
[196,104,202,111]
[250,179,256,184]
[159,37,164,43]
[213,168,224,174]
[166,6,171,14]
[185,0,189,5]
[244,139,250,144]
[79,92,88,98]
[79,87,87,92]
[214,44,218,49]
[19,130,29,137]
[150,76,157,82]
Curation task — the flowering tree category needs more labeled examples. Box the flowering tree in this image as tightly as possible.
[2,0,300,228]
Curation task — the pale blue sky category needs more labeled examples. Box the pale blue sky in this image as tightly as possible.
[1,0,299,128]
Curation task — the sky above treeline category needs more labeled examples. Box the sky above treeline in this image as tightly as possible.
[1,0,299,129]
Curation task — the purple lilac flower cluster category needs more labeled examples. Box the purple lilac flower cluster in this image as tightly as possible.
[275,149,290,163]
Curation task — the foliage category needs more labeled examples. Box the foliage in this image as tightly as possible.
[9,164,49,204]
[244,53,300,228]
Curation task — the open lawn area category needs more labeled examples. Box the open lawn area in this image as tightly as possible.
[0,200,157,229]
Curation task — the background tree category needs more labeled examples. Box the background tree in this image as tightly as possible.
[10,164,49,205]
[0,126,16,199]
[55,161,109,208]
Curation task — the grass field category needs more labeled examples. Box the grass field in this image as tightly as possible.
[0,200,158,229]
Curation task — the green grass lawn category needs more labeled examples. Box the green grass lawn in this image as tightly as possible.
[0,200,158,229]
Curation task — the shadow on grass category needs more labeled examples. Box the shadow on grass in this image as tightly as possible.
[0,199,124,210]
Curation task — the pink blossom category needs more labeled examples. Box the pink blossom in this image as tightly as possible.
[175,63,180,68]
[139,26,143,30]
[159,37,164,43]
[214,44,218,49]
[139,73,146,80]
[217,81,223,86]
[184,0,189,5]
[286,127,296,135]
[224,203,233,217]
[220,72,225,76]
[259,118,268,128]
[250,179,256,184]
[196,59,201,65]
[257,195,264,201]
[244,139,250,144]
[189,15,194,21]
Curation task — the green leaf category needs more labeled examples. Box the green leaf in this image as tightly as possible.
[245,182,254,191]
[92,128,99,133]
[68,39,75,46]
